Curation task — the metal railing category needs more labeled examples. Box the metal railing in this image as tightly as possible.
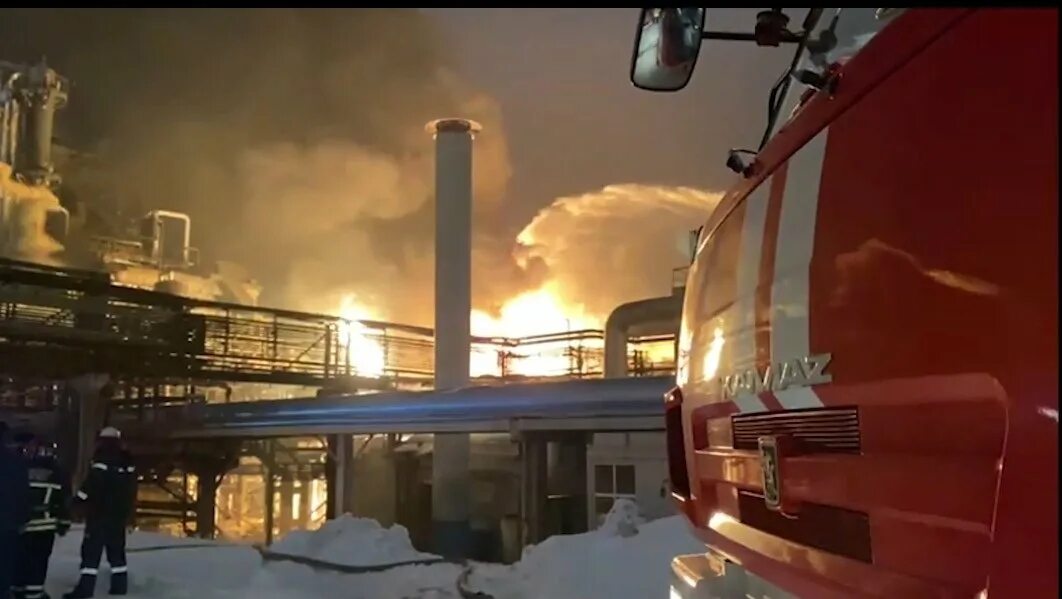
[1,258,676,391]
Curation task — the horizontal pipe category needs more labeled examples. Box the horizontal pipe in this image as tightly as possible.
[116,377,672,438]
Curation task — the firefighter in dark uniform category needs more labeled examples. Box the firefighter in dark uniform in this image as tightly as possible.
[1,421,31,599]
[13,431,71,599]
[64,427,136,599]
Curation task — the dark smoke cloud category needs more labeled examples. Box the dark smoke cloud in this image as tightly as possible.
[0,8,521,324]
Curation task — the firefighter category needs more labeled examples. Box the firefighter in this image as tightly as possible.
[13,431,71,599]
[1,421,31,599]
[64,427,136,599]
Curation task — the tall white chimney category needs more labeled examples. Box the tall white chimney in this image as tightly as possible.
[425,117,481,558]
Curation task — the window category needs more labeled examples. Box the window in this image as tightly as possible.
[593,464,637,526]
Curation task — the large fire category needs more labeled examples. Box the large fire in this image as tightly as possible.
[335,286,606,380]
[335,295,387,378]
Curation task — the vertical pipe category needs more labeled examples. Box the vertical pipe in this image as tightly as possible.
[426,118,481,559]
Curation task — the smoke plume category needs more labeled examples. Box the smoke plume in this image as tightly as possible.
[517,184,720,321]
[0,9,520,323]
[0,163,63,264]
[0,10,717,327]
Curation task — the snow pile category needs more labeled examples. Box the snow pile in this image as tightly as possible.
[270,514,440,567]
[43,501,703,598]
[467,498,704,599]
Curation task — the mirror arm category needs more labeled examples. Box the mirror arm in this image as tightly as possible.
[702,30,805,45]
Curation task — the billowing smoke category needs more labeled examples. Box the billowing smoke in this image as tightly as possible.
[0,10,717,327]
[0,9,521,324]
[517,184,720,320]
[0,163,63,263]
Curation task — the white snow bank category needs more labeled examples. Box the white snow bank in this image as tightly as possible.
[270,514,440,567]
[47,530,267,598]
[45,500,703,598]
[467,498,705,599]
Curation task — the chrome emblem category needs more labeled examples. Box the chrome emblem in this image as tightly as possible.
[758,436,782,510]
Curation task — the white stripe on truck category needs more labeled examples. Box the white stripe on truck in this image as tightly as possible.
[733,185,771,413]
[771,127,829,410]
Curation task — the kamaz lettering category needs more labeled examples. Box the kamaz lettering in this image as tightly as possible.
[719,353,832,400]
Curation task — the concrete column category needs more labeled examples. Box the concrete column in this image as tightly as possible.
[195,472,218,539]
[296,475,312,529]
[520,434,548,546]
[426,117,481,559]
[278,473,294,536]
[263,469,276,545]
[326,434,356,519]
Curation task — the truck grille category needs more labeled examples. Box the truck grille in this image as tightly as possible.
[731,407,861,454]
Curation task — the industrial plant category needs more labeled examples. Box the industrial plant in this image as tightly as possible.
[1,58,685,563]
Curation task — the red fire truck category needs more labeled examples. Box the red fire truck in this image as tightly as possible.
[630,8,1058,598]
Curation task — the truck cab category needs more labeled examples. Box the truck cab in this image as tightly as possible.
[631,8,1058,598]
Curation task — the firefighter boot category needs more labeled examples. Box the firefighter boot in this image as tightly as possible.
[62,574,96,599]
[109,572,128,596]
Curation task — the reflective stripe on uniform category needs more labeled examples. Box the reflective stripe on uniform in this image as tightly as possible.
[91,462,108,471]
[80,568,99,575]
[77,490,88,500]
[112,566,128,573]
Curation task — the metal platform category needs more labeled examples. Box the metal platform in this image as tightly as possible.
[1,257,675,393]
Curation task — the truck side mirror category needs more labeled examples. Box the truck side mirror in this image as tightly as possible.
[630,8,706,92]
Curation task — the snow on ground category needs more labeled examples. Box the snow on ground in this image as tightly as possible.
[43,500,702,598]
[463,499,705,599]
[270,515,440,567]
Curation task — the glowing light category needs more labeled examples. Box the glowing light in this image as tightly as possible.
[702,327,725,380]
[333,286,680,380]
[707,510,738,531]
[470,286,599,378]
[336,295,386,378]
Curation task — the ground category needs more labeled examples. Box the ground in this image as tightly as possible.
[43,500,705,598]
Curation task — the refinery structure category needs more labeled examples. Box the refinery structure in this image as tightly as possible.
[1,59,684,561]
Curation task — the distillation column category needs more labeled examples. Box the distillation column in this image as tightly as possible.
[426,118,481,559]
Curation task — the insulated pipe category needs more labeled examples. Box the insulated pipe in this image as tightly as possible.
[120,376,674,434]
[603,295,683,378]
[426,117,481,559]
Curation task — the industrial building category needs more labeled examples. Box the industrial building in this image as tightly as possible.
[1,58,686,563]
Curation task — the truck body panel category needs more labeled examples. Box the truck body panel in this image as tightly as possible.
[669,8,1057,598]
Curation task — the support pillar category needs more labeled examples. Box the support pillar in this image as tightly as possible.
[264,469,276,545]
[326,434,356,519]
[195,472,219,539]
[278,473,294,536]
[296,474,312,529]
[519,434,549,546]
[426,117,482,559]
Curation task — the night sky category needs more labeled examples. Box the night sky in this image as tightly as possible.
[0,8,802,322]
[423,8,795,228]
